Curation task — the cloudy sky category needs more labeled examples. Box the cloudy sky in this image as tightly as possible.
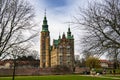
[27,0,100,58]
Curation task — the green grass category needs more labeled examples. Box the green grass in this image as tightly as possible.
[104,75,120,78]
[0,75,119,80]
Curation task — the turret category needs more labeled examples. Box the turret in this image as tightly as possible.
[67,27,74,39]
[62,32,66,39]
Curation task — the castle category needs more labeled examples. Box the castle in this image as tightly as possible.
[40,13,75,69]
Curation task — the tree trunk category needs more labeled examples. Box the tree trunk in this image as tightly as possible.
[113,49,118,75]
[12,59,16,80]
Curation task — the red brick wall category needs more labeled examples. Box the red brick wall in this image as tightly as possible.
[0,68,71,76]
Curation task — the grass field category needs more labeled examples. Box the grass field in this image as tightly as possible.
[104,75,120,78]
[0,75,120,80]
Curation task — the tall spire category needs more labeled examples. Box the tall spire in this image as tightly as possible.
[44,8,46,19]
[43,9,47,24]
[62,32,66,39]
[67,27,71,36]
[42,9,48,31]
[67,26,73,39]
[58,33,61,40]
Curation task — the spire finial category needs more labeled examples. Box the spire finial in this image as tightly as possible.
[62,32,66,39]
[59,32,61,39]
[68,23,71,31]
[45,8,46,16]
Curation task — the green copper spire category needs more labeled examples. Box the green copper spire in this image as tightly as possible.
[67,27,73,39]
[42,9,48,31]
[67,27,71,36]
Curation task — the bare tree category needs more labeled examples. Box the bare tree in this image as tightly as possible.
[0,0,37,59]
[11,45,31,80]
[74,0,120,69]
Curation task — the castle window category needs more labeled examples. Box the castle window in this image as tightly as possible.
[42,44,45,50]
[67,56,70,61]
[59,53,63,56]
[59,46,63,53]
[60,48,63,53]
[59,56,62,62]
[67,46,70,48]
[66,53,70,56]
[66,46,70,53]
[42,53,46,56]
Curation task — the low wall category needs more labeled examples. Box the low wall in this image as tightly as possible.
[0,68,72,76]
[0,68,51,76]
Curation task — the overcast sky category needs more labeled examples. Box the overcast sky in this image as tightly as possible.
[27,0,103,58]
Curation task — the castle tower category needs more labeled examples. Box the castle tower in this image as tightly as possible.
[66,27,75,68]
[40,12,51,68]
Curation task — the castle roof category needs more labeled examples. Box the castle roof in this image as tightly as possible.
[67,27,74,39]
[53,39,59,46]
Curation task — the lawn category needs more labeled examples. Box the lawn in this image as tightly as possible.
[104,75,120,78]
[0,75,119,80]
